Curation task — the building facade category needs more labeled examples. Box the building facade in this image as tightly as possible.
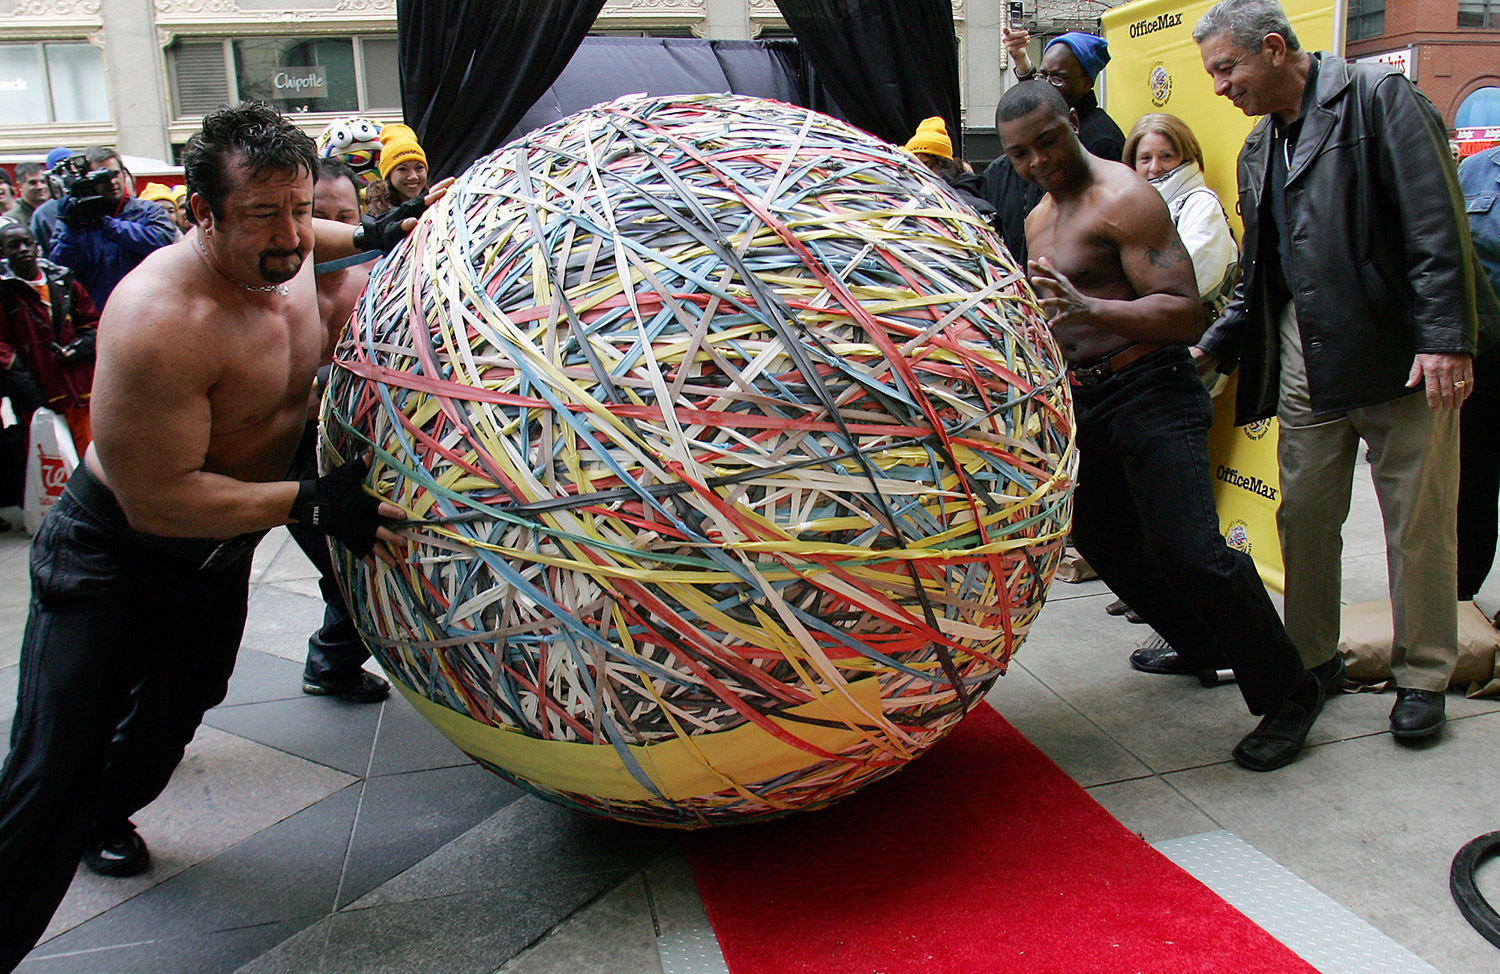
[1345,0,1500,153]
[0,0,1126,166]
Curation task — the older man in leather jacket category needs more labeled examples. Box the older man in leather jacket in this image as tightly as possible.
[1192,0,1500,742]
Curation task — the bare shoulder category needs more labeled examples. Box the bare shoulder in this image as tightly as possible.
[97,240,227,387]
[1092,160,1171,227]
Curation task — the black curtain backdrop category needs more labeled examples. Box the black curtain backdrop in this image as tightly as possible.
[396,0,608,179]
[501,36,846,146]
[773,0,963,158]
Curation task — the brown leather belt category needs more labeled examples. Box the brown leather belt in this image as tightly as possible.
[1068,343,1165,388]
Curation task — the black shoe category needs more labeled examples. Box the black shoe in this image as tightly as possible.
[1105,598,1131,616]
[302,670,390,703]
[1125,608,1146,624]
[84,824,150,877]
[1233,673,1324,772]
[1309,654,1347,696]
[1390,688,1445,740]
[1130,644,1223,675]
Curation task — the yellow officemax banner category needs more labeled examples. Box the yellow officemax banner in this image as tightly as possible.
[1099,0,1337,593]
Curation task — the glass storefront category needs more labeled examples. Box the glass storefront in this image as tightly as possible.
[0,41,108,125]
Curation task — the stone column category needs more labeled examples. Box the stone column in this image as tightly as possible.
[706,0,750,39]
[100,0,171,161]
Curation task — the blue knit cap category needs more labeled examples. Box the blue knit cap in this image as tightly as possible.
[45,146,75,169]
[1046,32,1110,81]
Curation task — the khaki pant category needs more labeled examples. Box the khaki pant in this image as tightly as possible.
[1275,302,1459,692]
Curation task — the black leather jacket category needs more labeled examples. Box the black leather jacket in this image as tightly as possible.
[1200,53,1500,424]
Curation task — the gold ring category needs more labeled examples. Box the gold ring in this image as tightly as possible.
[1455,380,1469,388]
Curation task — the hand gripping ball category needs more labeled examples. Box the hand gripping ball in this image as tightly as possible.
[323,94,1075,827]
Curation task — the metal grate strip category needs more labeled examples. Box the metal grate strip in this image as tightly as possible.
[1155,830,1443,974]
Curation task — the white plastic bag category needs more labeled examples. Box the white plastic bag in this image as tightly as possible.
[22,407,78,535]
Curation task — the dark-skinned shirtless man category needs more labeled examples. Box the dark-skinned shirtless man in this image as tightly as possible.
[996,81,1320,773]
[0,102,443,971]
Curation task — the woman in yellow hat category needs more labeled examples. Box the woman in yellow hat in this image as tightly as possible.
[902,116,998,232]
[366,123,429,217]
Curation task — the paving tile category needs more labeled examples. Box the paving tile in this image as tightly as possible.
[1084,775,1219,845]
[0,661,17,726]
[239,585,327,665]
[495,872,663,974]
[337,764,526,908]
[19,918,308,974]
[350,796,670,910]
[1164,710,1500,974]
[204,694,383,776]
[1004,591,1258,773]
[247,528,292,586]
[40,726,354,942]
[366,690,473,777]
[983,657,1153,787]
[217,648,308,709]
[42,785,360,953]
[0,528,31,671]
[234,871,634,974]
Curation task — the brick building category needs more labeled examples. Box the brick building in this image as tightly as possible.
[1345,0,1500,153]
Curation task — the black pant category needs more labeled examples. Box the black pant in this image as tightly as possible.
[1458,348,1500,601]
[0,464,259,971]
[287,421,369,682]
[1068,346,1305,716]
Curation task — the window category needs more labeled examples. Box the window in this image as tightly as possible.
[234,37,357,113]
[1457,87,1500,128]
[168,34,400,118]
[0,41,108,125]
[1459,1,1500,28]
[1347,0,1385,40]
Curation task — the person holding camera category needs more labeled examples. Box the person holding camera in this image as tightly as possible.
[0,223,98,451]
[48,146,175,309]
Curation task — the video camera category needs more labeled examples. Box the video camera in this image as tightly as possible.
[47,153,117,224]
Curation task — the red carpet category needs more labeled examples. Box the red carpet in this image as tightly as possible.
[687,703,1320,974]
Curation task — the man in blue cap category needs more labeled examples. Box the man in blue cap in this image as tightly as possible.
[983,29,1125,266]
[27,148,74,257]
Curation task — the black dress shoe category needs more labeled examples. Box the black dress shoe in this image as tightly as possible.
[1390,688,1445,740]
[1309,654,1347,696]
[1129,643,1224,675]
[1125,608,1147,624]
[1233,673,1324,772]
[1105,598,1131,616]
[302,670,390,703]
[84,824,150,877]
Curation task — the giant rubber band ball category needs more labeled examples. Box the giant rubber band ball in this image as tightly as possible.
[323,93,1075,827]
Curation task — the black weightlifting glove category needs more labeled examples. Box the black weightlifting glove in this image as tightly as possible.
[351,194,428,254]
[289,456,390,559]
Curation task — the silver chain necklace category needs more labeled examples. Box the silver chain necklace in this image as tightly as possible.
[195,236,290,296]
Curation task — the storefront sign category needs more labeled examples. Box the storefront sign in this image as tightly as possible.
[1356,47,1413,79]
[272,66,327,99]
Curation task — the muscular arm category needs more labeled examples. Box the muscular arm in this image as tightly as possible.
[1030,180,1203,344]
[90,295,298,539]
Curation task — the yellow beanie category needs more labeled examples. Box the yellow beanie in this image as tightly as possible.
[378,123,427,180]
[138,182,175,203]
[903,117,953,160]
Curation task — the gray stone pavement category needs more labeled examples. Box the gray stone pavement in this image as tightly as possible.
[1,451,1499,972]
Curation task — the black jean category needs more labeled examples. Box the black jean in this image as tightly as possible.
[286,421,369,682]
[0,464,258,972]
[1068,346,1305,716]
